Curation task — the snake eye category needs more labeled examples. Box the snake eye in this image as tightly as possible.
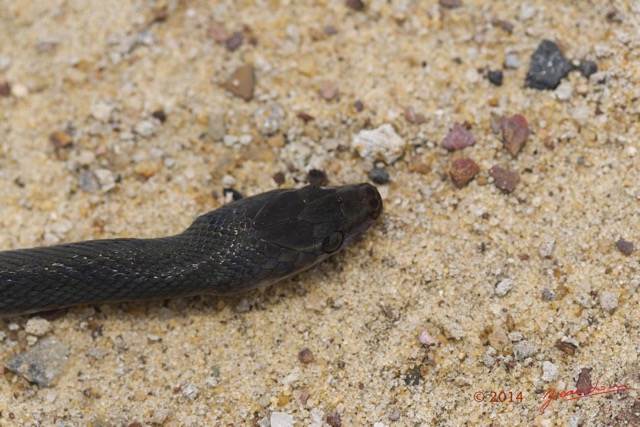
[321,231,343,253]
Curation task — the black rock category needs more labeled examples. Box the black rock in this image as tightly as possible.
[368,167,390,184]
[578,60,598,78]
[487,70,504,86]
[525,40,574,90]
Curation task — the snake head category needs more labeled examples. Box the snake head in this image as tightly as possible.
[247,183,383,286]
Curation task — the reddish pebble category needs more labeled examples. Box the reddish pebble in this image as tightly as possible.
[327,413,342,427]
[450,158,479,188]
[442,123,476,151]
[616,238,635,255]
[225,31,243,51]
[489,166,519,193]
[0,81,11,97]
[296,111,315,123]
[298,348,314,364]
[319,80,338,100]
[576,368,592,395]
[501,114,529,156]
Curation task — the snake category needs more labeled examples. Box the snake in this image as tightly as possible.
[0,184,382,316]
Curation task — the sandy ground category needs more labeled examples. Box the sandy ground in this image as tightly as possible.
[0,0,639,426]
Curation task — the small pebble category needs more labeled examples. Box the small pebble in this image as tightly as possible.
[487,325,510,351]
[273,172,285,186]
[404,106,426,124]
[11,83,28,98]
[442,123,475,151]
[0,54,12,71]
[352,124,407,164]
[389,408,401,422]
[298,347,314,364]
[578,60,598,78]
[368,167,390,184]
[151,109,167,123]
[494,278,514,296]
[555,340,577,356]
[25,318,52,337]
[541,289,556,301]
[513,340,536,361]
[418,330,436,346]
[538,236,555,258]
[449,158,479,188]
[49,130,73,151]
[224,64,255,101]
[181,383,199,401]
[508,331,523,342]
[487,70,503,86]
[255,103,286,135]
[501,114,529,156]
[307,169,328,187]
[270,412,294,427]
[616,238,634,255]
[134,119,157,137]
[576,368,592,392]
[354,100,364,112]
[90,99,114,122]
[225,31,243,51]
[207,113,226,141]
[346,0,365,11]
[439,0,462,8]
[0,81,11,97]
[79,170,100,193]
[489,166,519,193]
[327,413,342,427]
[296,111,314,123]
[554,81,574,101]
[599,291,618,312]
[525,40,574,90]
[541,361,558,382]
[4,337,69,387]
[504,53,520,69]
[319,80,338,100]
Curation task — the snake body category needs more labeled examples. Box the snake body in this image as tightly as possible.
[0,184,382,316]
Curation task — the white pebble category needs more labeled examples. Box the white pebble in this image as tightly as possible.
[554,81,574,101]
[134,119,157,137]
[541,361,558,382]
[538,236,556,258]
[25,318,52,337]
[352,124,407,163]
[418,330,436,346]
[90,99,114,121]
[599,291,618,312]
[11,83,28,98]
[270,411,294,427]
[494,278,514,296]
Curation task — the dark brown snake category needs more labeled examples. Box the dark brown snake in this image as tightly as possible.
[0,184,382,316]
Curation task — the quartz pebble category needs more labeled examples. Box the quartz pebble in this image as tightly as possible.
[494,278,514,296]
[352,124,407,163]
[270,412,294,427]
[541,361,558,382]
